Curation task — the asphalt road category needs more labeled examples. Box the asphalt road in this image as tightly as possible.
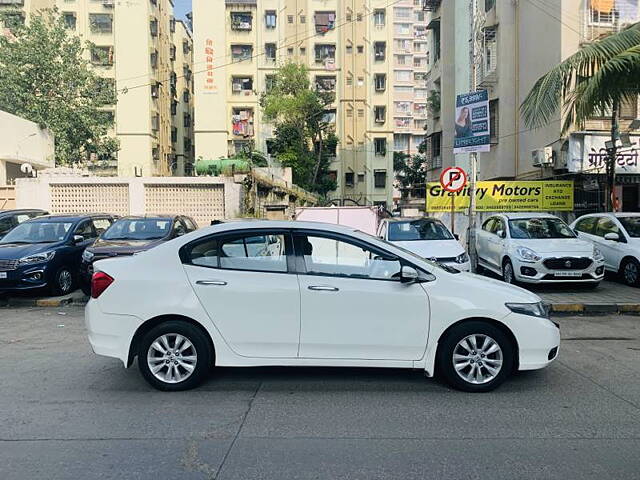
[1,307,640,480]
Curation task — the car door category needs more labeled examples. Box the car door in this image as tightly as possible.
[181,230,300,358]
[488,217,507,268]
[594,217,627,271]
[294,231,430,360]
[476,217,495,267]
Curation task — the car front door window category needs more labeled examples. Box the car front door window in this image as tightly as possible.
[301,235,401,280]
[595,218,620,238]
[74,220,96,241]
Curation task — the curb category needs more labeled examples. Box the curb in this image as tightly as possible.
[550,303,640,315]
[0,292,87,308]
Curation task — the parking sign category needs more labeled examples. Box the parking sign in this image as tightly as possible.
[439,167,468,193]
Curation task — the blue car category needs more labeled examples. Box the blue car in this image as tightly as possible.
[0,214,115,296]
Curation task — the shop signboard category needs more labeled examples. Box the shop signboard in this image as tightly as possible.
[453,90,490,153]
[568,134,640,174]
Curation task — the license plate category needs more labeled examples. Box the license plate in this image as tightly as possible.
[555,271,581,277]
[0,272,6,279]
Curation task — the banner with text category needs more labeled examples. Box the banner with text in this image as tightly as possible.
[453,90,490,153]
[426,181,574,212]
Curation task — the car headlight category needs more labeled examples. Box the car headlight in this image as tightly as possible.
[455,252,469,264]
[593,246,604,262]
[82,250,94,262]
[18,251,55,265]
[505,302,549,318]
[515,246,542,263]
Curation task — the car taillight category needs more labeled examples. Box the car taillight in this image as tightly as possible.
[91,272,114,299]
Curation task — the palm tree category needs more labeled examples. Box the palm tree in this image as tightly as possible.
[520,23,640,211]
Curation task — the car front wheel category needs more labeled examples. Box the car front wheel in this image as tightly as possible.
[621,258,640,287]
[138,321,213,391]
[437,321,514,392]
[51,267,74,296]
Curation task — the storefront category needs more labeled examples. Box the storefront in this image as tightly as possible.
[567,132,640,213]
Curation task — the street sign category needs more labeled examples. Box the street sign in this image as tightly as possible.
[439,166,468,193]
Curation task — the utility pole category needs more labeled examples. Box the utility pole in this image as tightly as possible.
[605,101,620,212]
[467,0,481,269]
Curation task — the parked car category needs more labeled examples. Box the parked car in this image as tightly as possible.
[86,220,560,392]
[0,214,115,295]
[79,214,198,294]
[476,213,605,286]
[294,206,387,235]
[377,217,470,271]
[0,209,48,240]
[571,212,640,286]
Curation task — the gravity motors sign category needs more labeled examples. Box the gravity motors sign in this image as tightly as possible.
[426,181,574,212]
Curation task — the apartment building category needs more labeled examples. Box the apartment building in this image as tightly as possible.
[193,0,420,207]
[423,0,640,212]
[171,19,194,176]
[1,0,193,177]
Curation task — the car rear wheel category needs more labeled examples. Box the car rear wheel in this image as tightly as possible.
[138,321,212,391]
[620,258,640,287]
[437,321,514,392]
[51,267,74,296]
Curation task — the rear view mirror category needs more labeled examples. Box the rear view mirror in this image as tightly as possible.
[400,266,419,284]
[604,232,620,241]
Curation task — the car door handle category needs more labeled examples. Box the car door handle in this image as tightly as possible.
[308,285,339,292]
[196,280,227,286]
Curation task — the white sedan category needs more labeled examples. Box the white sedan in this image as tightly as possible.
[476,213,605,286]
[86,221,560,392]
[571,212,640,286]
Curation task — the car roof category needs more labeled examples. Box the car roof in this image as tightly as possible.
[0,209,47,215]
[384,217,440,223]
[29,213,113,222]
[116,214,180,220]
[202,219,361,235]
[498,212,558,220]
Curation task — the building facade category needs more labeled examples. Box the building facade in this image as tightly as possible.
[171,19,195,176]
[193,0,431,208]
[1,0,194,177]
[423,0,640,213]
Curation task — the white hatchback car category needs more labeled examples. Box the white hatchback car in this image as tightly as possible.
[377,217,471,271]
[86,221,560,392]
[476,213,605,286]
[571,212,640,286]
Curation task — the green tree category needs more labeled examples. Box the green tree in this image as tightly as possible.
[394,151,427,193]
[520,23,640,210]
[260,62,337,195]
[0,10,118,165]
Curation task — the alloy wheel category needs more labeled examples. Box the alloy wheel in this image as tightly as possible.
[452,334,503,385]
[58,269,73,294]
[503,262,514,284]
[146,333,198,384]
[624,261,639,285]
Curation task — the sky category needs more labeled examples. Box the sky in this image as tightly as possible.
[174,0,191,20]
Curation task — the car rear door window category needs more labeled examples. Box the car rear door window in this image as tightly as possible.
[182,232,289,273]
[0,217,14,236]
[75,220,96,240]
[299,234,401,280]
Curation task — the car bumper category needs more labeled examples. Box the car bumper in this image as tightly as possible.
[512,257,605,284]
[0,264,54,292]
[442,260,471,272]
[506,312,561,371]
[85,299,143,367]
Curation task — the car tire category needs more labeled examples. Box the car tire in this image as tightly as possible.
[437,321,514,393]
[502,258,516,284]
[620,258,640,287]
[138,321,213,391]
[51,267,75,296]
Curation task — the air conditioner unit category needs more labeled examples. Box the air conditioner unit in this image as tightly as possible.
[531,146,554,167]
[232,83,242,92]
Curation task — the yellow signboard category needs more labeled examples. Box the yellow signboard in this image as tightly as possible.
[426,181,574,212]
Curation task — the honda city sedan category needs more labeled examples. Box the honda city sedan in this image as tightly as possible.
[86,221,560,393]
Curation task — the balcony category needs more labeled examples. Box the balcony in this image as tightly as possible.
[231,108,254,137]
[231,76,253,95]
[314,12,336,34]
[422,0,441,12]
[231,12,252,31]
[225,0,256,4]
[231,44,253,62]
[315,75,336,92]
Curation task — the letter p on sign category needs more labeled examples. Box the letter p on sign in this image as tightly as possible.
[439,166,468,193]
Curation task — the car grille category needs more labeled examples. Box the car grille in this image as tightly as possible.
[543,257,592,270]
[0,259,19,271]
[425,256,457,263]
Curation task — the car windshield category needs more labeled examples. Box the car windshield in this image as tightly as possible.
[0,221,73,244]
[387,219,454,241]
[102,218,172,241]
[618,216,640,238]
[508,217,575,239]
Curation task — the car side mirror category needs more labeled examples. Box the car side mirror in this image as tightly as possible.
[400,265,419,284]
[453,233,459,241]
[604,232,620,241]
[73,235,84,244]
[496,230,506,238]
